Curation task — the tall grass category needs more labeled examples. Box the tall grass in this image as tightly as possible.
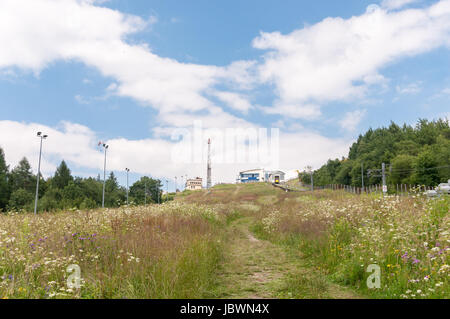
[252,190,449,299]
[0,202,225,299]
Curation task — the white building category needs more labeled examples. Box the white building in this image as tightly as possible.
[266,170,285,184]
[186,177,203,190]
[237,169,285,184]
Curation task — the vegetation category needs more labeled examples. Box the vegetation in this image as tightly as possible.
[0,149,167,213]
[0,202,224,298]
[299,118,450,187]
[182,183,449,299]
[0,182,448,299]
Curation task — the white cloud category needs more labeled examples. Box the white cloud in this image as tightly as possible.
[0,0,251,127]
[2,0,450,129]
[381,0,419,10]
[253,0,450,117]
[0,120,351,185]
[74,94,90,104]
[260,103,321,120]
[211,91,252,113]
[396,82,422,94]
[0,120,102,177]
[339,110,367,131]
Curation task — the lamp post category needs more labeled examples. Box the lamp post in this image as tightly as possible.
[99,142,109,208]
[34,132,48,215]
[125,168,130,205]
[157,183,160,204]
[166,179,168,201]
[144,178,147,205]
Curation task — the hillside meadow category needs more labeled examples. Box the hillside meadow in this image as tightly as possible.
[0,202,227,298]
[0,182,448,299]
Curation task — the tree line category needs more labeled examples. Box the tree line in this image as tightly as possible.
[299,118,450,188]
[0,150,170,213]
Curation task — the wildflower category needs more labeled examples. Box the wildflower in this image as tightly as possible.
[412,258,420,264]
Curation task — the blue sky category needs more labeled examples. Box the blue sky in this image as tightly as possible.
[0,0,449,190]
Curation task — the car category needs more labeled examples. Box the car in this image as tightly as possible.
[425,181,450,197]
[436,183,450,194]
[425,189,439,197]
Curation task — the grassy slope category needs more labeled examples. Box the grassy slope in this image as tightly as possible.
[177,183,362,299]
[179,182,449,299]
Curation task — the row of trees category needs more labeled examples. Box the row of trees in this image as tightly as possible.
[0,148,168,213]
[299,118,450,187]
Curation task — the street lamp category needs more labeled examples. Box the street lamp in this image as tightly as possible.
[34,132,48,215]
[99,142,109,208]
[166,179,168,201]
[144,177,147,206]
[125,168,130,205]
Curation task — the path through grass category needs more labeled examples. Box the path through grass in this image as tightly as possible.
[212,216,361,299]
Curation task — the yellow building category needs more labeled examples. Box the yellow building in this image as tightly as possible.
[186,177,203,190]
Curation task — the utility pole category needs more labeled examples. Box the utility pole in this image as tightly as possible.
[382,162,387,196]
[99,142,109,208]
[175,176,177,192]
[144,178,147,205]
[207,138,212,189]
[125,168,130,205]
[166,179,169,202]
[34,132,48,215]
[361,162,364,192]
[310,171,314,191]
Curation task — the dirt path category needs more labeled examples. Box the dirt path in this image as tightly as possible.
[214,216,362,299]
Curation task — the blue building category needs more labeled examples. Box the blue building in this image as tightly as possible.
[237,169,285,184]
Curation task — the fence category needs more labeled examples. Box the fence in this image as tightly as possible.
[320,184,436,195]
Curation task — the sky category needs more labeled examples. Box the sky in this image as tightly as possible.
[0,0,449,191]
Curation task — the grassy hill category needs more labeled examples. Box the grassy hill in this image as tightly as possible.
[177,183,449,299]
[0,182,448,299]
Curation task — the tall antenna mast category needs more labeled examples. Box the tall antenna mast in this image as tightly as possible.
[207,138,212,189]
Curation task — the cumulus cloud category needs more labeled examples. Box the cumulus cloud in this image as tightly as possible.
[0,120,351,185]
[253,0,450,117]
[396,82,422,94]
[211,91,252,113]
[0,120,102,177]
[442,87,450,95]
[260,103,321,120]
[381,0,419,10]
[0,0,251,127]
[1,0,450,127]
[339,110,367,132]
